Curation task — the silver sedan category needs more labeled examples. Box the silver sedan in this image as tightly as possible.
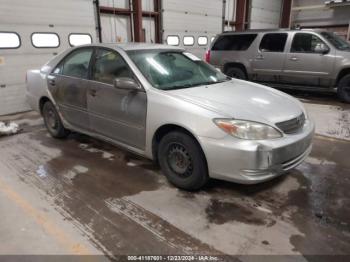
[26,43,314,190]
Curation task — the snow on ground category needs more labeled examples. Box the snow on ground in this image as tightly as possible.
[303,102,350,141]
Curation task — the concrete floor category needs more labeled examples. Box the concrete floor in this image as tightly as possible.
[0,92,349,261]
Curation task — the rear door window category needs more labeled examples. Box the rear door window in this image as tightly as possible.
[259,33,288,52]
[212,34,257,51]
[57,48,93,79]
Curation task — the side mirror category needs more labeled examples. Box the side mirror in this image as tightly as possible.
[113,77,141,91]
[314,43,329,54]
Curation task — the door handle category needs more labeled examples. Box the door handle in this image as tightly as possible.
[256,54,264,60]
[90,89,97,97]
[290,57,299,61]
[48,79,56,86]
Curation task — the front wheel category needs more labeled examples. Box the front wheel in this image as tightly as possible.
[225,67,247,80]
[158,131,209,191]
[42,101,69,138]
[337,74,350,103]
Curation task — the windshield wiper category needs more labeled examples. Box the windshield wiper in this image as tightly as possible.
[164,84,196,90]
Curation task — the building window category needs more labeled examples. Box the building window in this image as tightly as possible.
[183,36,194,46]
[31,33,60,48]
[198,36,208,46]
[0,32,21,49]
[166,35,179,46]
[69,34,92,47]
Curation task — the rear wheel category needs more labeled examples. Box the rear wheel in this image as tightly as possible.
[338,74,350,103]
[158,131,209,191]
[226,67,247,80]
[42,101,69,138]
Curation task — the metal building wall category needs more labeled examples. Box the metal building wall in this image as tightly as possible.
[292,0,350,38]
[0,0,96,115]
[248,0,283,29]
[99,0,156,43]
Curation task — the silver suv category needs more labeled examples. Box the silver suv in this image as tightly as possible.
[207,29,350,102]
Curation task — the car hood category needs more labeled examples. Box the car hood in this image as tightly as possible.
[168,79,304,125]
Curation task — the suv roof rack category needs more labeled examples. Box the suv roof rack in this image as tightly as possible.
[221,28,303,34]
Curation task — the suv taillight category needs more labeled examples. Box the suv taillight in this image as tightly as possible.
[205,50,211,63]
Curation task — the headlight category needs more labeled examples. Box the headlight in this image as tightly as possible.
[213,119,282,140]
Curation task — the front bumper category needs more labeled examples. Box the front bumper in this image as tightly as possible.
[199,119,315,184]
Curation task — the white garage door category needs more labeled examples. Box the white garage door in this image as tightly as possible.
[162,0,223,58]
[249,0,282,29]
[0,0,96,115]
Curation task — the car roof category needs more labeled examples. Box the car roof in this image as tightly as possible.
[221,28,325,35]
[85,42,184,51]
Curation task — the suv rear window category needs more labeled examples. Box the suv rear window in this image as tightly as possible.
[259,33,288,52]
[212,34,257,51]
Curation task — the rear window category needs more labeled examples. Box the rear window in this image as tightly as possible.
[211,34,257,51]
[259,33,288,52]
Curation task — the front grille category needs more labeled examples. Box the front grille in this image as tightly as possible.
[276,113,305,134]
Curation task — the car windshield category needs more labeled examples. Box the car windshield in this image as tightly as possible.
[127,50,230,90]
[321,32,350,51]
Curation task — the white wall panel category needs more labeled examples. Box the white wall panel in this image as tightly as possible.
[249,0,282,29]
[142,0,154,12]
[0,0,96,115]
[99,0,129,9]
[162,0,223,57]
[101,14,132,43]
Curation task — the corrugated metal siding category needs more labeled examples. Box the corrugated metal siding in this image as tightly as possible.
[249,0,282,29]
[292,0,350,27]
[101,14,132,42]
[162,0,223,57]
[0,0,96,115]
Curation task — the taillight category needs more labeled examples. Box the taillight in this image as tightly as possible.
[205,50,211,63]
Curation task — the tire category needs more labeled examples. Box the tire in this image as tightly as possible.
[225,67,247,80]
[337,74,350,103]
[158,131,209,191]
[42,101,69,138]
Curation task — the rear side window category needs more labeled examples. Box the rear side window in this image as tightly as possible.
[0,32,21,49]
[212,34,257,51]
[58,48,93,78]
[31,33,59,48]
[69,34,92,47]
[259,33,287,52]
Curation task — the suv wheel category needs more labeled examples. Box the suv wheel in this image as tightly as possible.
[42,101,69,138]
[226,67,247,80]
[338,74,350,103]
[158,131,209,190]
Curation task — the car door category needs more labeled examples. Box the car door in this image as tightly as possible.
[87,48,147,149]
[49,47,93,130]
[281,32,335,87]
[251,33,288,83]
